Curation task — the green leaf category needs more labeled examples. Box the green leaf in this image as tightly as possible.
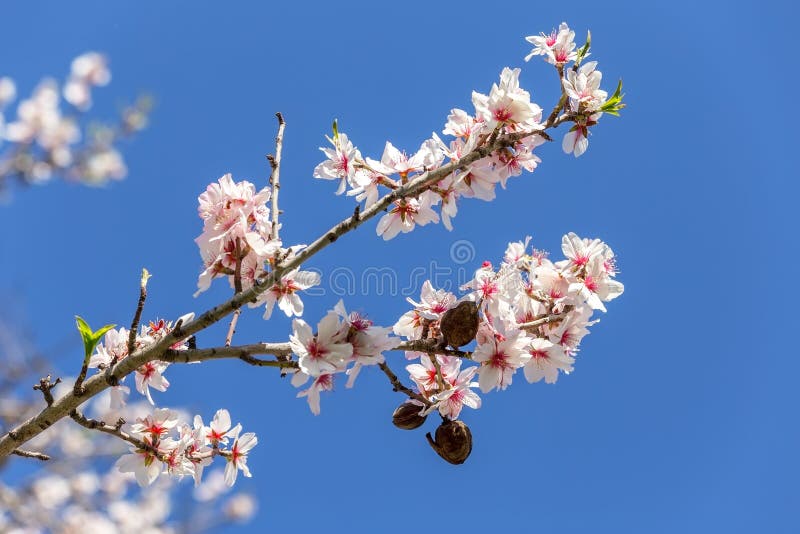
[575,30,591,66]
[332,119,339,143]
[599,79,626,116]
[75,315,116,363]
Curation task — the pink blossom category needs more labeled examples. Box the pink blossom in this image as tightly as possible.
[134,360,170,404]
[406,354,461,394]
[523,338,574,384]
[472,330,531,392]
[290,313,353,377]
[429,365,481,420]
[224,427,257,486]
[259,269,321,319]
[525,22,577,65]
[376,195,439,240]
[294,372,335,415]
[313,132,362,194]
[472,67,542,130]
[115,436,162,487]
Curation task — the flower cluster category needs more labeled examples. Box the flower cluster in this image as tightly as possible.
[194,173,320,319]
[393,233,623,419]
[313,22,622,238]
[89,312,195,408]
[116,408,257,488]
[288,300,397,414]
[525,22,624,156]
[0,52,149,190]
[0,353,257,533]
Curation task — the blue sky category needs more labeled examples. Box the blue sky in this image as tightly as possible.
[1,1,797,532]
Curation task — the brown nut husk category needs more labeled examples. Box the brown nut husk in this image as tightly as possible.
[392,402,427,430]
[426,420,473,464]
[439,301,479,348]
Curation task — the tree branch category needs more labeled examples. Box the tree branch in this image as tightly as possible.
[225,238,244,347]
[68,409,160,458]
[517,313,565,330]
[0,114,572,459]
[126,269,151,360]
[10,448,50,461]
[268,112,285,243]
[378,362,431,406]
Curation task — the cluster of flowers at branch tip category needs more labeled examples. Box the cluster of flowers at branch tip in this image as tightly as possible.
[392,232,623,420]
[89,313,195,409]
[194,173,321,319]
[312,22,624,238]
[116,407,257,489]
[0,52,150,191]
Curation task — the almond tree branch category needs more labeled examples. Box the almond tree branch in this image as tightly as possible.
[68,409,162,458]
[0,113,572,459]
[126,269,150,360]
[517,313,565,330]
[378,361,431,406]
[268,112,285,243]
[545,65,569,127]
[225,238,244,347]
[10,448,49,461]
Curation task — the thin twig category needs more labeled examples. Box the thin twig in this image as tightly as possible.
[225,239,244,347]
[268,112,286,243]
[163,343,296,367]
[73,362,89,397]
[378,361,431,406]
[126,268,151,361]
[11,448,50,461]
[517,313,565,330]
[69,409,156,456]
[545,65,569,127]
[429,352,446,390]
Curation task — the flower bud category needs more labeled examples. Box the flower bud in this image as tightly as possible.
[392,402,427,430]
[440,301,479,348]
[426,420,472,464]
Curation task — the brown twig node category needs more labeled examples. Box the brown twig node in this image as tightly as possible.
[33,375,61,406]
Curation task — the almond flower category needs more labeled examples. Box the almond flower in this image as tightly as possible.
[199,409,239,447]
[376,195,439,240]
[524,22,577,65]
[116,436,163,487]
[259,269,321,319]
[135,360,170,404]
[472,67,542,131]
[290,313,353,377]
[294,373,335,415]
[428,365,481,420]
[523,338,574,384]
[472,329,532,393]
[313,132,362,194]
[224,427,257,486]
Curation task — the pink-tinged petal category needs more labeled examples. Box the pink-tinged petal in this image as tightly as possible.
[293,271,321,290]
[562,130,578,154]
[573,135,589,157]
[236,432,258,454]
[262,295,277,319]
[461,389,481,410]
[211,409,231,434]
[224,459,238,486]
[478,366,501,393]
